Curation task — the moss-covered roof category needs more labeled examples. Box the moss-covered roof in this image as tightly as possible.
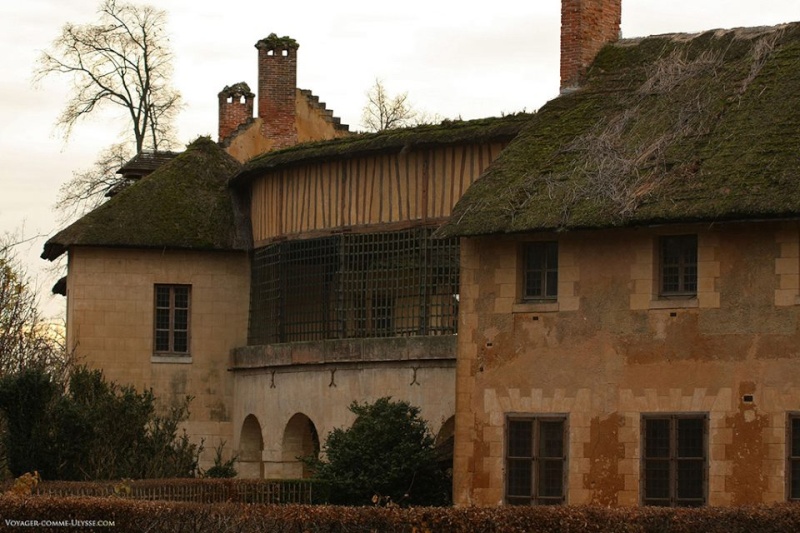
[439,23,800,237]
[42,137,249,261]
[255,33,299,51]
[231,113,532,188]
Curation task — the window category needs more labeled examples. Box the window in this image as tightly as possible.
[506,415,567,505]
[154,285,190,355]
[659,235,697,297]
[788,414,800,500]
[642,414,707,506]
[523,242,558,300]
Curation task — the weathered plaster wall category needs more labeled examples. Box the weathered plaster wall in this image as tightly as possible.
[65,247,250,468]
[224,118,274,163]
[295,91,350,143]
[232,337,456,479]
[454,221,800,506]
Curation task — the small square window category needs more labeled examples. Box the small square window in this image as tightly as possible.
[154,285,191,355]
[642,414,707,506]
[506,415,567,505]
[523,242,558,300]
[659,235,697,297]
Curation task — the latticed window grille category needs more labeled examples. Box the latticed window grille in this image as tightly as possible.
[248,228,459,344]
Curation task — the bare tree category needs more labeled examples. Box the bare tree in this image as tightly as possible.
[35,0,181,216]
[35,0,180,153]
[0,236,69,379]
[361,79,418,132]
[56,143,130,221]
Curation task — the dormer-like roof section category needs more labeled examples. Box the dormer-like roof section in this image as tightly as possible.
[231,113,533,188]
[439,23,800,237]
[117,150,180,177]
[42,137,249,261]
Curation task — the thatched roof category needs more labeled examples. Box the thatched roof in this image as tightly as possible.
[42,137,249,261]
[439,23,800,237]
[230,113,532,188]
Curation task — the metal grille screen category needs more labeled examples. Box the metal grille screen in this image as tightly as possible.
[248,228,459,344]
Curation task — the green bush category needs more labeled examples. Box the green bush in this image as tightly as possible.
[0,366,200,480]
[305,397,450,506]
[202,442,237,479]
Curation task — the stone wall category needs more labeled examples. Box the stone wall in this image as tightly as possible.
[454,221,800,506]
[65,247,250,468]
[232,337,456,479]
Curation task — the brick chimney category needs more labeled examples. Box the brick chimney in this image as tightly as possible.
[218,82,255,143]
[561,0,621,93]
[255,34,299,149]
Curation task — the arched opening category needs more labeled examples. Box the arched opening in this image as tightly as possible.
[434,416,456,472]
[281,413,320,479]
[239,414,264,479]
[435,415,455,501]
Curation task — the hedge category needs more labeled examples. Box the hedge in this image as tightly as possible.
[2,496,800,533]
[0,478,329,505]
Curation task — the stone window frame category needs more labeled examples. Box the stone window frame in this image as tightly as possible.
[153,284,192,358]
[641,413,708,507]
[505,413,568,506]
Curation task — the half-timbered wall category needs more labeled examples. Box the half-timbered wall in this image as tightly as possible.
[250,142,507,243]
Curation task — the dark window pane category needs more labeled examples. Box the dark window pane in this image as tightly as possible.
[173,332,188,353]
[539,421,564,457]
[677,459,704,500]
[644,460,670,500]
[683,265,697,292]
[508,421,533,457]
[793,418,800,457]
[156,287,170,307]
[155,331,170,351]
[156,309,170,330]
[645,419,670,458]
[545,242,558,265]
[545,271,558,298]
[507,459,532,497]
[792,459,800,499]
[538,459,564,498]
[677,418,704,458]
[662,266,680,293]
[526,272,542,298]
[174,287,189,308]
[174,309,188,330]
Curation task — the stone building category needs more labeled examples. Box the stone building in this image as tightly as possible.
[440,0,800,507]
[42,31,528,476]
[43,0,800,506]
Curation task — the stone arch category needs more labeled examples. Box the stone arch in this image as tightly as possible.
[239,414,264,478]
[281,413,320,479]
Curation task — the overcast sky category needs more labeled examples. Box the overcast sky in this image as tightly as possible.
[1,0,798,318]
